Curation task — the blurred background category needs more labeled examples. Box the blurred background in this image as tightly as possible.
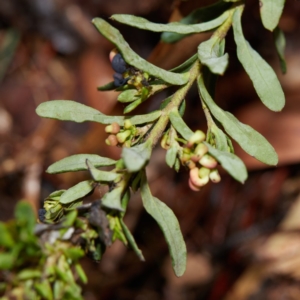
[1,0,300,299]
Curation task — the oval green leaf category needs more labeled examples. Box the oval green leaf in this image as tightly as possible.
[260,0,285,32]
[37,100,161,126]
[47,154,116,174]
[273,27,287,74]
[140,171,186,277]
[198,36,229,75]
[166,145,178,168]
[92,18,189,86]
[118,89,139,103]
[205,142,247,183]
[232,7,285,112]
[198,75,278,165]
[121,142,152,173]
[60,180,94,204]
[101,186,124,211]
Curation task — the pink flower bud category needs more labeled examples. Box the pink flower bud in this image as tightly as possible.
[189,167,209,187]
[188,178,202,191]
[199,154,218,169]
[105,134,118,146]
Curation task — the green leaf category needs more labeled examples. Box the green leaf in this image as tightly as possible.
[75,263,88,284]
[112,11,229,35]
[118,89,139,103]
[63,247,85,261]
[0,222,14,248]
[17,269,42,280]
[161,1,232,43]
[205,142,247,183]
[37,100,161,126]
[47,154,116,174]
[122,142,152,172]
[101,186,124,211]
[97,81,116,91]
[35,280,53,300]
[210,124,229,152]
[273,27,287,74]
[169,109,194,140]
[15,201,36,232]
[260,0,285,32]
[129,110,161,124]
[166,145,178,168]
[86,159,121,182]
[198,36,229,75]
[120,219,145,261]
[197,75,278,165]
[232,7,285,112]
[36,100,124,124]
[60,180,94,204]
[140,171,186,277]
[0,252,16,270]
[124,98,144,114]
[92,18,189,86]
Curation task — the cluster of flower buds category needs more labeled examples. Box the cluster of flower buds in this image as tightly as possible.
[179,130,221,191]
[105,120,135,148]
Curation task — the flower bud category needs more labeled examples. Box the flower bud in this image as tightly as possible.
[189,167,209,187]
[161,133,170,150]
[180,153,191,163]
[122,140,131,148]
[109,49,118,62]
[188,178,202,192]
[185,160,196,170]
[124,119,132,130]
[105,134,118,146]
[187,130,206,148]
[194,143,208,159]
[209,169,221,183]
[116,130,131,144]
[198,167,210,178]
[105,122,120,134]
[199,154,218,169]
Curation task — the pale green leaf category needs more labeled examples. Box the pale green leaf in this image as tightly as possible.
[140,171,186,276]
[86,159,121,182]
[273,27,287,74]
[101,186,124,211]
[166,145,178,168]
[169,109,194,140]
[37,100,161,126]
[260,0,285,31]
[205,142,247,183]
[232,7,285,112]
[198,36,229,75]
[118,89,139,103]
[161,1,231,43]
[210,124,229,152]
[198,75,278,165]
[120,219,145,261]
[92,18,189,85]
[47,154,116,174]
[112,11,229,34]
[60,180,94,204]
[121,142,152,172]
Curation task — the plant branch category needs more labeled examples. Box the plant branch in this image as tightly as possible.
[146,60,200,148]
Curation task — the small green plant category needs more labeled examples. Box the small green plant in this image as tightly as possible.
[1,0,287,297]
